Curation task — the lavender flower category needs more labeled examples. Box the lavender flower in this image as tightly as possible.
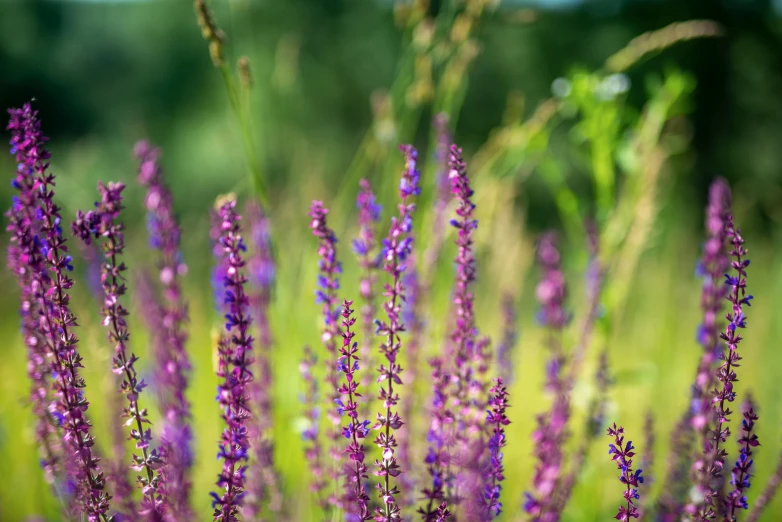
[607,424,644,521]
[526,232,570,522]
[210,200,255,522]
[725,398,759,516]
[73,181,165,518]
[372,144,420,521]
[483,379,510,519]
[354,179,381,421]
[444,144,482,508]
[337,300,371,520]
[7,103,112,521]
[243,201,283,519]
[695,213,752,520]
[299,346,328,510]
[134,141,193,521]
[309,200,344,509]
[655,411,695,520]
[496,294,518,385]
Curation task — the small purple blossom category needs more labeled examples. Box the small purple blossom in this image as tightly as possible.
[299,346,328,510]
[607,424,643,521]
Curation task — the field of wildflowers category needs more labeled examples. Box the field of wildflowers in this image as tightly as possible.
[2,1,782,522]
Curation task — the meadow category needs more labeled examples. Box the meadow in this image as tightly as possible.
[1,1,782,521]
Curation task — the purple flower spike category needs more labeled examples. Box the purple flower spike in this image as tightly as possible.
[299,346,329,510]
[482,379,510,519]
[354,180,381,421]
[134,141,193,521]
[73,181,165,518]
[606,424,643,521]
[526,232,571,522]
[694,212,751,520]
[338,300,371,521]
[210,200,255,522]
[725,398,759,516]
[372,145,420,521]
[309,199,344,510]
[419,356,453,521]
[6,103,112,521]
[421,114,453,281]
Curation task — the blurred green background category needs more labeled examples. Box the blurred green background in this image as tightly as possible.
[2,0,782,520]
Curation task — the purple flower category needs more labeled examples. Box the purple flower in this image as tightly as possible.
[694,211,751,519]
[372,145,420,521]
[337,300,371,521]
[133,141,193,521]
[210,200,255,522]
[74,181,166,518]
[309,199,344,510]
[6,103,111,521]
[724,399,760,516]
[482,379,510,519]
[421,114,453,283]
[606,424,643,521]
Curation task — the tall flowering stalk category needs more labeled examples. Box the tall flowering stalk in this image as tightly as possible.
[73,181,165,519]
[353,179,381,421]
[607,424,644,521]
[422,113,453,283]
[243,201,283,519]
[210,200,255,522]
[336,300,371,520]
[482,379,510,520]
[308,200,343,509]
[299,346,328,510]
[134,141,193,521]
[725,398,759,516]
[6,103,112,521]
[445,144,482,508]
[746,451,782,522]
[694,213,752,520]
[525,233,570,522]
[372,144,420,521]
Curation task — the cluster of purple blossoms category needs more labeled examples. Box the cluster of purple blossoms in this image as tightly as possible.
[308,199,344,509]
[210,200,255,522]
[73,181,165,519]
[606,424,644,521]
[7,104,112,521]
[483,379,510,519]
[134,140,194,521]
[725,399,760,516]
[336,300,372,520]
[372,144,420,521]
[694,212,753,520]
